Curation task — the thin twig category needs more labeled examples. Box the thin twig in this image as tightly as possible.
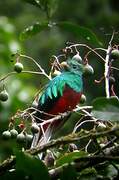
[84,47,106,62]
[69,44,106,62]
[20,54,51,80]
[104,32,115,98]
[0,71,48,82]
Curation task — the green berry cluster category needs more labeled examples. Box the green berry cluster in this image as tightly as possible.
[2,122,40,145]
[2,128,33,143]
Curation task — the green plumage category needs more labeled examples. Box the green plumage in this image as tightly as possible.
[40,59,83,105]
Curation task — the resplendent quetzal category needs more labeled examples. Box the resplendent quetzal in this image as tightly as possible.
[31,57,83,149]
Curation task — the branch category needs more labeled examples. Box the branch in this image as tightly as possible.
[0,71,48,83]
[0,156,16,176]
[104,32,115,98]
[0,126,119,175]
[49,155,119,179]
[20,54,51,80]
[69,43,106,62]
[27,126,119,155]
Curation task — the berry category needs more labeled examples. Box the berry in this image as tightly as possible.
[80,94,86,104]
[0,90,9,102]
[14,62,23,73]
[72,53,82,63]
[10,129,18,138]
[2,130,11,140]
[31,123,39,134]
[44,150,55,167]
[17,133,26,143]
[66,47,72,53]
[83,64,94,76]
[69,143,78,152]
[52,70,61,77]
[60,61,69,70]
[111,49,119,60]
[18,123,25,129]
[26,134,33,142]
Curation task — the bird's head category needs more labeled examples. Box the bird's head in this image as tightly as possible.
[60,58,84,75]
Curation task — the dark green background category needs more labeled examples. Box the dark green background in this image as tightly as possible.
[0,0,119,162]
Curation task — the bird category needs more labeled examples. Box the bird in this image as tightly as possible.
[31,57,84,152]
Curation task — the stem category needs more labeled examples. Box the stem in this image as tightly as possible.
[69,44,106,62]
[104,32,115,98]
[105,47,111,98]
[111,66,119,71]
[0,72,16,82]
[84,47,107,62]
[0,71,47,82]
[20,54,51,80]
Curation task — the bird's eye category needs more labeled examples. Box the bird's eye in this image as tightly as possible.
[72,65,77,69]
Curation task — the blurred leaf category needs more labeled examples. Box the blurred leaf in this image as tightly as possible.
[15,151,50,180]
[79,167,97,180]
[44,0,59,18]
[57,22,103,46]
[22,0,42,9]
[20,22,49,40]
[1,170,27,180]
[60,164,77,180]
[92,97,119,121]
[22,0,59,18]
[56,151,87,167]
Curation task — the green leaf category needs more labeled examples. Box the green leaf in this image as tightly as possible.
[56,151,87,167]
[15,151,50,180]
[57,21,103,46]
[60,164,77,180]
[92,97,119,121]
[22,0,59,18]
[22,0,42,9]
[45,0,59,18]
[79,167,97,180]
[20,22,49,40]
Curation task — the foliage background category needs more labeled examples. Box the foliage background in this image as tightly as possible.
[0,0,119,177]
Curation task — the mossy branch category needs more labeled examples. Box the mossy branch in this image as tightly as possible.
[0,126,119,175]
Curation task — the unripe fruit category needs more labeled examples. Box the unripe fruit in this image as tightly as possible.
[14,62,23,73]
[72,53,82,63]
[52,70,61,77]
[111,49,119,60]
[17,133,26,143]
[66,47,72,54]
[69,143,78,152]
[31,123,40,134]
[83,64,94,76]
[26,134,33,142]
[44,150,55,167]
[10,129,18,138]
[2,130,11,140]
[60,61,69,70]
[80,94,86,104]
[0,90,9,102]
